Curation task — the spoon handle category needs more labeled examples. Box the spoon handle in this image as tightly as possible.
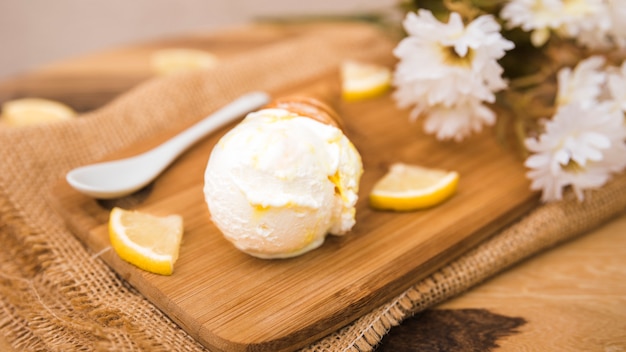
[148,91,270,167]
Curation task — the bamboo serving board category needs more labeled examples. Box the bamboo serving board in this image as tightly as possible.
[48,26,539,352]
[51,94,537,351]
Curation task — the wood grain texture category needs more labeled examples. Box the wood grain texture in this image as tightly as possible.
[435,213,626,351]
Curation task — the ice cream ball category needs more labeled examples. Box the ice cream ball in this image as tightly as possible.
[203,97,362,259]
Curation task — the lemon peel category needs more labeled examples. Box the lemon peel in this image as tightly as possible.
[341,60,392,101]
[1,98,76,126]
[369,163,459,211]
[109,207,184,275]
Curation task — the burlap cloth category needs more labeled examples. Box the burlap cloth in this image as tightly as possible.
[1,23,625,352]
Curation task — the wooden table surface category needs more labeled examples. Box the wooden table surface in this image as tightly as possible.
[2,22,625,351]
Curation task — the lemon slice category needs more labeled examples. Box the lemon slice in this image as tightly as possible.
[341,60,392,101]
[369,163,459,211]
[150,48,218,75]
[1,98,76,126]
[109,207,184,275]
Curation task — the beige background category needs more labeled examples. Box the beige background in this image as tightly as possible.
[0,0,395,80]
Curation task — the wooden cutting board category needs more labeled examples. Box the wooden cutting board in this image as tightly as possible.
[49,25,539,352]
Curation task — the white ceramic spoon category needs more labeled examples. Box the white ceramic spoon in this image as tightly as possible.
[66,91,270,199]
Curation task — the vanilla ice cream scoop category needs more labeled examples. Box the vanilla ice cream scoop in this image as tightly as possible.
[204,96,363,259]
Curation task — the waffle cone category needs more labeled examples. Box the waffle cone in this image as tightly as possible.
[264,96,342,129]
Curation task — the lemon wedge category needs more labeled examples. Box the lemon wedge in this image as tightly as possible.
[369,163,459,211]
[150,48,218,75]
[1,98,76,126]
[341,60,392,101]
[109,207,184,275]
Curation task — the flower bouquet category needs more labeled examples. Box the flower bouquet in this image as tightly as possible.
[391,0,626,202]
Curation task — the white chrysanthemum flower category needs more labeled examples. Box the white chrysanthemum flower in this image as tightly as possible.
[577,0,626,48]
[420,97,496,142]
[501,0,565,46]
[392,10,513,141]
[556,56,606,107]
[525,102,626,202]
[501,0,608,47]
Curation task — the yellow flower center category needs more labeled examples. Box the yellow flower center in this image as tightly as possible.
[561,159,585,173]
[441,45,474,67]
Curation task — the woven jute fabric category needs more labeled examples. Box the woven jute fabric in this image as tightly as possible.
[1,23,625,351]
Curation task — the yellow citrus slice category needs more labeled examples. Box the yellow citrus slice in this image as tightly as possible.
[369,163,459,211]
[1,98,76,126]
[109,207,184,275]
[150,48,218,75]
[341,60,392,101]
